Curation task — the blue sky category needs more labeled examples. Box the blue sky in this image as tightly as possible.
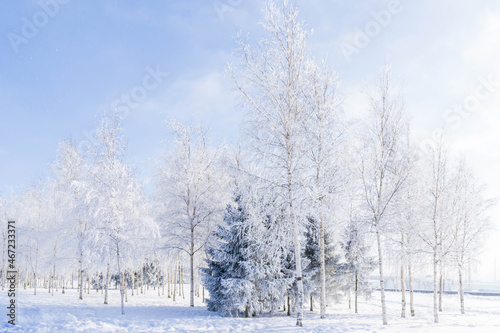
[1,0,500,279]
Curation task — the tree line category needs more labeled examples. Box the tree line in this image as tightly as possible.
[0,0,494,327]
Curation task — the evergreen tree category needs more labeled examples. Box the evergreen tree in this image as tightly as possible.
[202,194,252,316]
[202,192,292,317]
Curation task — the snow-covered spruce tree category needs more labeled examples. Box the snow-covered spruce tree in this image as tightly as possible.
[358,65,411,325]
[339,218,376,314]
[203,191,292,317]
[156,121,229,307]
[202,193,254,316]
[228,1,315,325]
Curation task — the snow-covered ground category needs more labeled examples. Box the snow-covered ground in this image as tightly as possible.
[1,286,499,332]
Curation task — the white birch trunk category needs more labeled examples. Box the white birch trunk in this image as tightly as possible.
[459,263,465,314]
[433,250,439,323]
[289,171,304,327]
[79,258,83,300]
[375,225,387,325]
[439,266,443,312]
[355,274,358,314]
[408,259,415,316]
[190,225,195,307]
[401,233,406,318]
[116,243,125,314]
[319,216,326,319]
[104,262,110,305]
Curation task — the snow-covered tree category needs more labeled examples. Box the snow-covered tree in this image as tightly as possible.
[203,193,254,316]
[359,65,411,325]
[86,111,158,314]
[51,139,90,300]
[156,121,229,307]
[303,59,345,318]
[203,191,291,317]
[228,1,314,325]
[303,216,340,311]
[419,131,454,323]
[18,181,49,295]
[340,217,376,314]
[395,169,424,318]
[450,158,493,314]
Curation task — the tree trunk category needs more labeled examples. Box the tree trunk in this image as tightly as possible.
[355,274,358,314]
[319,216,326,319]
[124,271,128,303]
[289,179,304,326]
[439,267,443,312]
[181,264,185,300]
[157,270,160,296]
[117,243,125,314]
[287,295,291,316]
[459,264,465,314]
[48,268,52,294]
[79,256,83,300]
[408,260,415,316]
[173,262,177,302]
[433,250,438,323]
[310,293,313,311]
[401,233,406,318]
[167,269,170,298]
[104,262,110,305]
[375,224,388,325]
[141,266,144,294]
[348,287,351,309]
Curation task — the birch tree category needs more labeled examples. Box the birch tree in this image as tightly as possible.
[228,1,314,325]
[419,132,453,323]
[51,139,90,300]
[303,59,344,319]
[87,112,158,314]
[451,158,493,314]
[19,181,47,295]
[156,121,228,307]
[359,65,410,325]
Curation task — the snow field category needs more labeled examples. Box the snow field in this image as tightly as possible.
[1,286,499,332]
